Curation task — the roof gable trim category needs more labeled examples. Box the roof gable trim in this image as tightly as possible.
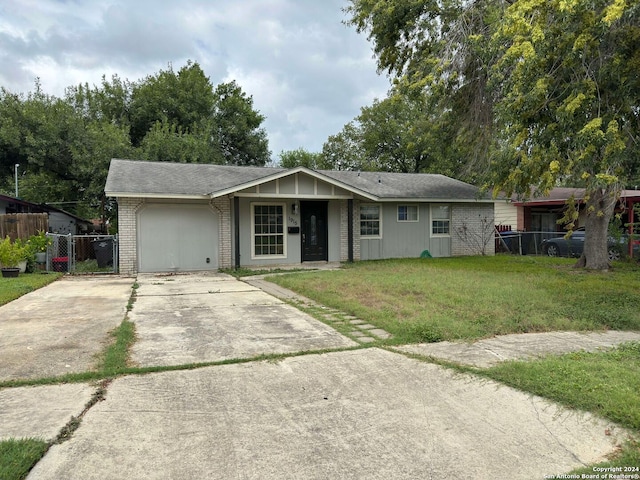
[209,166,378,201]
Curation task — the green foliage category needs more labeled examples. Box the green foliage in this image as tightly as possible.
[484,342,640,430]
[0,236,25,268]
[322,86,464,176]
[212,80,270,166]
[0,61,271,221]
[278,148,327,169]
[346,0,640,269]
[129,61,216,147]
[138,120,222,164]
[322,122,368,171]
[99,319,136,375]
[0,438,49,480]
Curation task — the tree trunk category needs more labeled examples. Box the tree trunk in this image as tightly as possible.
[575,187,618,270]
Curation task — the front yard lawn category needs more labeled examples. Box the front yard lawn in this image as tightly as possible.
[269,256,640,471]
[0,273,61,307]
[268,256,640,343]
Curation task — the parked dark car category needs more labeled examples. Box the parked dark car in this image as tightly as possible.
[541,228,638,260]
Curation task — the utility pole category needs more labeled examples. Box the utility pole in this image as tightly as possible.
[14,164,19,198]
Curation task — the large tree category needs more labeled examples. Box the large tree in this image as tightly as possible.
[129,61,215,147]
[278,148,328,169]
[0,84,133,218]
[489,0,638,269]
[347,0,639,269]
[211,81,270,166]
[323,87,463,176]
[0,61,272,220]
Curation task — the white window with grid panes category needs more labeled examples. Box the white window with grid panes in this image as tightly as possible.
[252,203,286,258]
[360,204,381,237]
[431,205,450,236]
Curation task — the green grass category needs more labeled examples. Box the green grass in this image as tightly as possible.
[268,256,640,343]
[0,273,62,307]
[0,439,49,480]
[74,259,113,273]
[98,319,137,375]
[482,342,640,430]
[220,266,316,277]
[480,342,640,472]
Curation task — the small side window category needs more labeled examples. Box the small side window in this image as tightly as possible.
[398,205,418,222]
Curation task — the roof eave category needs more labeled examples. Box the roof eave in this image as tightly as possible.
[377,197,494,203]
[105,192,212,200]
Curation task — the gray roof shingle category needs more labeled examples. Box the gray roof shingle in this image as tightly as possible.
[105,159,487,201]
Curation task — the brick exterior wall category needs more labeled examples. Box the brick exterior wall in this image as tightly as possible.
[340,200,348,261]
[451,203,496,256]
[117,197,145,275]
[210,197,232,268]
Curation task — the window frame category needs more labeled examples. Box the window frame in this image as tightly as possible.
[360,203,382,238]
[251,202,287,259]
[430,204,451,237]
[397,204,419,223]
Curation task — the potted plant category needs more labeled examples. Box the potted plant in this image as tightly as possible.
[28,231,51,264]
[0,236,25,278]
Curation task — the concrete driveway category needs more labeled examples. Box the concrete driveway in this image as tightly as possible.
[0,276,134,381]
[129,272,357,366]
[28,349,630,480]
[0,273,635,479]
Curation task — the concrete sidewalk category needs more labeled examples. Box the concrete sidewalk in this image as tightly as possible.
[398,330,640,367]
[26,349,635,480]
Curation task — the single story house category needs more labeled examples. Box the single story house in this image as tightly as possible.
[0,194,93,236]
[104,159,495,274]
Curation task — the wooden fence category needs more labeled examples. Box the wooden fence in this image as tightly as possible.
[0,213,49,241]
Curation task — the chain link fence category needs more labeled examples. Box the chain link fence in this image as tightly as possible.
[44,234,118,274]
[495,229,639,259]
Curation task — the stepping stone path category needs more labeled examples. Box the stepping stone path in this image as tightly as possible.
[300,306,393,344]
[241,276,393,344]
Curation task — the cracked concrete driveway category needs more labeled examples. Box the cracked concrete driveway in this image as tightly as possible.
[129,273,357,367]
[28,348,631,480]
[0,272,635,479]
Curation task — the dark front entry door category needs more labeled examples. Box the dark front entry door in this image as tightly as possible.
[301,201,328,261]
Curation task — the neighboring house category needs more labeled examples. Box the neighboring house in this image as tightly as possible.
[503,188,640,232]
[0,194,93,235]
[105,159,495,275]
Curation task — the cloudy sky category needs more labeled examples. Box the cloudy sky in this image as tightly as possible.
[0,0,390,161]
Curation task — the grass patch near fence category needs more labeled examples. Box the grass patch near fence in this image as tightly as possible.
[0,273,61,307]
[268,256,640,343]
[0,439,49,480]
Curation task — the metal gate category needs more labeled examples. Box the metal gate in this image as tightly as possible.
[45,234,118,274]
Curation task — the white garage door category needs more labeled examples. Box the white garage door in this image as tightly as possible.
[138,204,219,272]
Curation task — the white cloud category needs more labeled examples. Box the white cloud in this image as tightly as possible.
[0,0,389,158]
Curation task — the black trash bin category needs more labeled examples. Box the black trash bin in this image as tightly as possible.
[92,239,113,268]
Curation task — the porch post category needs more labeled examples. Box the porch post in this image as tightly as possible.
[347,199,354,263]
[234,196,240,269]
